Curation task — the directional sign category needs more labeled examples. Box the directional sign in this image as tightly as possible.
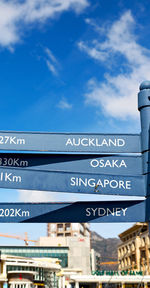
[0,201,145,223]
[0,153,142,175]
[0,167,146,196]
[0,131,141,153]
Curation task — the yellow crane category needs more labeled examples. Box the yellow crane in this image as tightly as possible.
[0,232,37,246]
[100,256,119,265]
[100,261,119,265]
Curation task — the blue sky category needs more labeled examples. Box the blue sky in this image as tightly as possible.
[0,0,149,244]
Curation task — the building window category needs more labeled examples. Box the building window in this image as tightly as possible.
[65,224,71,231]
[65,233,71,236]
[50,224,56,231]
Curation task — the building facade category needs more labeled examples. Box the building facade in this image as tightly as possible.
[0,246,69,268]
[70,274,150,288]
[38,236,91,275]
[0,238,99,288]
[0,253,61,288]
[118,222,149,274]
[0,236,97,276]
[47,223,90,238]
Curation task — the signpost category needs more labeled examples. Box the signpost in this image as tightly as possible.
[0,81,150,222]
[0,200,145,223]
[0,167,145,196]
[0,132,141,153]
[0,153,142,175]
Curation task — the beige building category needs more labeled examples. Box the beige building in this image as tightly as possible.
[0,253,61,288]
[47,223,90,238]
[37,236,91,275]
[118,222,150,274]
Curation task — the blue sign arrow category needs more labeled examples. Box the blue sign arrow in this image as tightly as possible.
[0,167,146,196]
[0,201,145,222]
[0,153,142,175]
[0,131,141,153]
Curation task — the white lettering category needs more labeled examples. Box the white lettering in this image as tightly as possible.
[5,173,12,182]
[110,180,118,188]
[120,160,127,168]
[126,181,131,189]
[95,138,100,146]
[122,208,128,216]
[88,178,96,187]
[0,172,3,181]
[97,179,104,188]
[108,139,116,146]
[99,159,104,167]
[115,208,121,216]
[112,160,118,167]
[73,139,80,146]
[86,208,91,216]
[89,138,95,146]
[66,138,126,147]
[119,181,125,189]
[91,159,99,168]
[118,139,125,146]
[86,207,128,217]
[79,178,87,187]
[66,138,73,146]
[90,158,127,169]
[70,177,76,186]
[105,160,112,167]
[107,208,115,216]
[70,177,132,190]
[10,137,17,144]
[91,208,98,216]
[103,179,110,187]
[101,139,108,146]
[98,208,106,216]
[81,138,88,146]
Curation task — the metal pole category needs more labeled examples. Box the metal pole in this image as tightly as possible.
[138,81,150,226]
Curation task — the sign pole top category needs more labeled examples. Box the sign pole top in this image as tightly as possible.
[139,81,150,91]
[138,81,150,110]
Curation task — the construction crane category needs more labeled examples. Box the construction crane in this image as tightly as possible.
[100,261,119,265]
[100,257,119,265]
[0,232,37,246]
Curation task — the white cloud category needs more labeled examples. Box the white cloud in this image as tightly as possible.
[45,47,59,76]
[78,41,108,61]
[57,97,72,109]
[79,11,150,120]
[46,59,58,75]
[18,190,144,204]
[18,190,91,202]
[0,0,89,49]
[18,190,56,202]
[45,47,58,64]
